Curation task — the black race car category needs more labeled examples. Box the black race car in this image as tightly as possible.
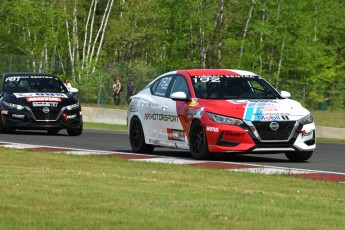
[0,72,83,135]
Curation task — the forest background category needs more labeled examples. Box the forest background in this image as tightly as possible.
[0,0,344,110]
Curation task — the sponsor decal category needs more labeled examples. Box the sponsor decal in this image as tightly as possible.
[167,129,185,142]
[302,131,313,137]
[255,115,289,121]
[193,107,204,118]
[14,93,68,98]
[12,114,25,119]
[188,98,198,107]
[192,75,255,83]
[27,97,62,102]
[66,114,77,119]
[224,131,246,137]
[32,102,58,107]
[144,113,179,122]
[243,100,285,121]
[206,127,219,132]
[247,100,277,103]
[297,130,313,138]
[257,108,278,112]
[5,75,53,82]
[149,139,160,145]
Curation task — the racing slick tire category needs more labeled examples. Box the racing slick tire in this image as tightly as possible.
[0,116,9,133]
[67,124,83,136]
[285,151,313,162]
[189,120,212,160]
[129,116,154,153]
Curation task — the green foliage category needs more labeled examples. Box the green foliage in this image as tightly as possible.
[0,0,344,109]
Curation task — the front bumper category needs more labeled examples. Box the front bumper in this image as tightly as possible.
[204,120,316,153]
[1,108,82,130]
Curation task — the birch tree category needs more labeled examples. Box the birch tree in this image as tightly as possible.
[63,0,114,80]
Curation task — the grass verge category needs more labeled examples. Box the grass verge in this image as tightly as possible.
[1,148,345,229]
[312,110,345,128]
[84,122,126,131]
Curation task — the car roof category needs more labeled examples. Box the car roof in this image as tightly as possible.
[1,72,57,77]
[176,69,258,76]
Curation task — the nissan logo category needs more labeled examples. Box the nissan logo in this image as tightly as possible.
[269,122,279,131]
[42,107,50,114]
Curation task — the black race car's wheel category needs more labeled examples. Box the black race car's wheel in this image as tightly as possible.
[129,116,154,153]
[0,115,9,133]
[67,123,83,136]
[189,120,211,160]
[47,129,60,135]
[285,151,313,162]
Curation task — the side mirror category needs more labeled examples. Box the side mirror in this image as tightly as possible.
[281,91,291,98]
[170,91,190,101]
[70,87,79,94]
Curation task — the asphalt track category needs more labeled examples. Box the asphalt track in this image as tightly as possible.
[0,128,344,175]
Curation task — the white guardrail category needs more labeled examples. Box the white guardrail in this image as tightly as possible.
[82,107,345,140]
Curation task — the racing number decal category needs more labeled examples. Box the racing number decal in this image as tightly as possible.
[193,76,220,83]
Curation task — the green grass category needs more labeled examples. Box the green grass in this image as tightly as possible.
[1,148,345,229]
[84,122,127,131]
[312,110,345,128]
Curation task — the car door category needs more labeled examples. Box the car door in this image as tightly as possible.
[165,75,191,149]
[141,74,176,146]
[143,74,189,148]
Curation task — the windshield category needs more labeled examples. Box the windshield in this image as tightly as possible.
[191,75,281,100]
[3,75,68,94]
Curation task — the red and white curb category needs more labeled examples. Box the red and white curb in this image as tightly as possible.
[1,141,345,183]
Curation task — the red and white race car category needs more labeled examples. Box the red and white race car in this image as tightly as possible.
[127,69,316,161]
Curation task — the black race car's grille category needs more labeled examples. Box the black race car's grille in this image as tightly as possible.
[30,107,62,121]
[252,121,296,141]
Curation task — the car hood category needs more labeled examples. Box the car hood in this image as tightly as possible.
[197,98,310,122]
[3,92,78,107]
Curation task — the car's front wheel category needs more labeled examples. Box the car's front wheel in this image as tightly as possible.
[129,116,154,153]
[285,151,313,162]
[0,115,9,133]
[67,123,83,136]
[189,120,211,160]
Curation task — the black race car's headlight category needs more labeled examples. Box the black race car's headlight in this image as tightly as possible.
[207,112,243,126]
[3,101,25,110]
[66,102,80,111]
[300,113,313,125]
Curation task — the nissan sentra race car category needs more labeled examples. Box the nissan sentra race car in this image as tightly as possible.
[127,69,316,161]
[0,72,83,135]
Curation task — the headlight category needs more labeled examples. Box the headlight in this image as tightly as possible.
[3,101,24,110]
[66,102,80,111]
[300,113,313,124]
[207,112,243,126]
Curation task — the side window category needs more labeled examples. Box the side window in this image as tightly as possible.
[152,75,173,97]
[170,75,190,97]
[250,80,266,93]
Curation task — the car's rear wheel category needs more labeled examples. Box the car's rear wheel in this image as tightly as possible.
[189,120,211,160]
[285,151,313,162]
[67,123,83,136]
[129,116,154,153]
